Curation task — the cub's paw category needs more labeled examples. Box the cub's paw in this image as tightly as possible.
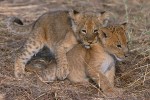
[104,88,124,98]
[38,70,56,83]
[14,68,25,79]
[37,65,56,83]
[56,64,69,80]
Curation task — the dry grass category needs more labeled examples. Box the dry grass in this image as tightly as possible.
[0,0,150,100]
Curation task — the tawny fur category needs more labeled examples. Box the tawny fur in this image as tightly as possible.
[8,10,110,80]
[26,23,129,97]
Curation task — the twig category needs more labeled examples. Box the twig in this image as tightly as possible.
[116,64,150,80]
[34,92,47,100]
[123,0,129,23]
[88,82,106,97]
[123,0,131,42]
[142,63,149,85]
[125,71,150,89]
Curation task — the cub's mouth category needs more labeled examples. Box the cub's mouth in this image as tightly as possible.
[77,40,91,49]
[113,55,125,61]
[81,42,91,49]
[79,41,91,49]
[84,45,91,49]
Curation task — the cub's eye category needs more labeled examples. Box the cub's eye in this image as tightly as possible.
[94,29,98,34]
[117,44,122,48]
[81,30,86,34]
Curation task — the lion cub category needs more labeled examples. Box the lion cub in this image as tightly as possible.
[8,10,110,80]
[68,23,129,97]
[26,23,129,97]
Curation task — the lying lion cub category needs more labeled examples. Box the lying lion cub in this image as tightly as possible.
[26,23,129,97]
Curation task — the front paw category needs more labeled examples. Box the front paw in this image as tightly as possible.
[104,88,124,98]
[14,68,25,79]
[56,64,69,80]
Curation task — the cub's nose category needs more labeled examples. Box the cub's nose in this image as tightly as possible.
[88,41,92,44]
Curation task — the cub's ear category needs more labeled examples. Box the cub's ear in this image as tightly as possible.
[121,22,127,29]
[69,9,81,21]
[99,28,112,39]
[97,11,110,27]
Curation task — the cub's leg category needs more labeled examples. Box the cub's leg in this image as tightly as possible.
[86,65,114,92]
[86,60,121,97]
[105,66,124,96]
[105,66,115,86]
[67,59,88,83]
[15,38,43,79]
[54,45,69,80]
[38,61,57,82]
[54,32,77,80]
[26,60,57,82]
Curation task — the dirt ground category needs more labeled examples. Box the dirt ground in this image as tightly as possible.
[0,0,150,100]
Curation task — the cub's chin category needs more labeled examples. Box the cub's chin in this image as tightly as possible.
[115,57,123,61]
[113,55,125,61]
[84,45,91,49]
[108,53,125,62]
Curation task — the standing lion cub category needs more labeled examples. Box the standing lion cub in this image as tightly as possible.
[7,10,110,80]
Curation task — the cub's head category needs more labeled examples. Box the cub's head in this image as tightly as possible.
[69,10,110,49]
[98,23,129,61]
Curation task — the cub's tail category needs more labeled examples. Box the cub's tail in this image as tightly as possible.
[7,17,34,34]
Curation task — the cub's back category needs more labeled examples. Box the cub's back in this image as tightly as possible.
[33,10,72,33]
